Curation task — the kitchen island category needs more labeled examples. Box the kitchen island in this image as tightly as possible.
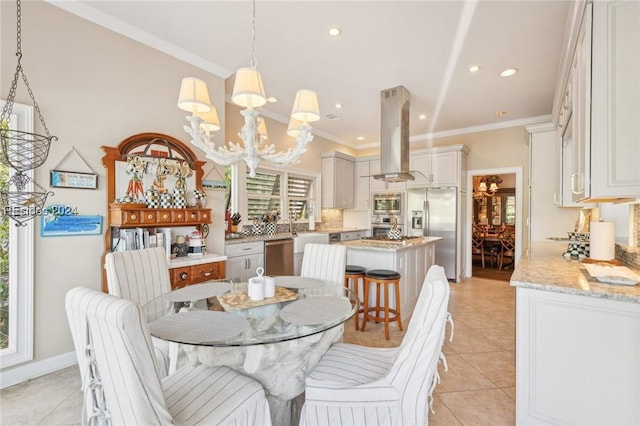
[510,242,640,425]
[341,236,442,323]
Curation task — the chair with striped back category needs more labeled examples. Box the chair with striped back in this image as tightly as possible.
[301,243,347,287]
[299,265,452,426]
[65,287,272,426]
[105,247,171,377]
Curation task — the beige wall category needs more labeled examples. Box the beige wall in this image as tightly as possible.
[1,1,226,368]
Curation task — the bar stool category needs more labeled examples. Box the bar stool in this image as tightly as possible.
[361,269,403,340]
[345,265,366,330]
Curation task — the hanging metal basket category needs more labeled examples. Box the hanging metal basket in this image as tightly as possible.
[1,173,54,227]
[0,129,56,173]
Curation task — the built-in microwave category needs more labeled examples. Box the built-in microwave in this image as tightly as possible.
[372,192,403,216]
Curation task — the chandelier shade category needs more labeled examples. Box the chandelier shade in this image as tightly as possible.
[231,67,267,109]
[287,117,304,137]
[195,107,220,133]
[291,89,321,123]
[177,77,212,113]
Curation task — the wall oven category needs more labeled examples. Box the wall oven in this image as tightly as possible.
[372,192,403,216]
[371,215,404,236]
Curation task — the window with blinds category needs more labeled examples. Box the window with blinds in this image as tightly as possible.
[244,169,315,222]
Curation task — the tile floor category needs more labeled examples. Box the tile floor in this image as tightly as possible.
[0,276,515,425]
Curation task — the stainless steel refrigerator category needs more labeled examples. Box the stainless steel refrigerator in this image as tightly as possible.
[406,187,458,281]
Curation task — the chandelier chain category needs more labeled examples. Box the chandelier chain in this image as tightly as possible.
[1,0,51,137]
[250,0,257,69]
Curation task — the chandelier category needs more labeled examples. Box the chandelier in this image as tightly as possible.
[472,175,502,200]
[177,0,320,178]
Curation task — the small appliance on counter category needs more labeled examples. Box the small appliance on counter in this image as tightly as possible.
[171,234,189,257]
[187,230,205,257]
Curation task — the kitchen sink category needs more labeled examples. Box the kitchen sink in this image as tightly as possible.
[293,233,329,253]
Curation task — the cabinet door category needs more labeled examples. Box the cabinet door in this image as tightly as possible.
[354,161,370,209]
[431,151,458,186]
[571,5,592,202]
[590,1,640,198]
[244,254,264,281]
[335,158,355,208]
[407,154,432,187]
[225,257,245,282]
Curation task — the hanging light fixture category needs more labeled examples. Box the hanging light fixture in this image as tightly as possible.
[178,0,320,178]
[472,175,502,199]
[1,0,56,226]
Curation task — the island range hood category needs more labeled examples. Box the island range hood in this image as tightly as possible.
[374,86,415,182]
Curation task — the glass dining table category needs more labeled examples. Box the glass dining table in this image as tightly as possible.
[143,277,358,426]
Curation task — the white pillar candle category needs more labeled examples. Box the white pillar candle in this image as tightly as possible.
[589,221,615,261]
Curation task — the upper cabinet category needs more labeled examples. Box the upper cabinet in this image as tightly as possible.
[321,152,354,209]
[354,160,371,209]
[558,0,640,202]
[407,145,469,189]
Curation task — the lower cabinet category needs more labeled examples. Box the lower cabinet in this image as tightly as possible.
[516,287,640,425]
[168,260,225,289]
[224,241,265,282]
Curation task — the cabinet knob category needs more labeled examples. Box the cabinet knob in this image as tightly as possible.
[130,214,137,219]
[163,214,169,219]
[147,214,153,219]
[179,272,188,280]
[200,271,212,277]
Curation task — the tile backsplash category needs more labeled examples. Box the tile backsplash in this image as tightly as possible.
[615,204,639,269]
[319,209,344,230]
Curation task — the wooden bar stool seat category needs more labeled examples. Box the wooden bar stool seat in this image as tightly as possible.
[361,269,403,340]
[345,265,366,331]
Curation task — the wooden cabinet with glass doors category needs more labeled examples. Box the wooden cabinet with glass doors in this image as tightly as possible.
[473,190,516,227]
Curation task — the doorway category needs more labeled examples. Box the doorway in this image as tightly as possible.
[465,167,523,281]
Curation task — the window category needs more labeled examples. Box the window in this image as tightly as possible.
[240,166,319,224]
[0,101,35,367]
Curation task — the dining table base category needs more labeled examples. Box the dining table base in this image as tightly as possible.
[187,324,345,426]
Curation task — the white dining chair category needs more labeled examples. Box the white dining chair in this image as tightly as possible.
[105,247,171,377]
[299,265,452,426]
[300,243,347,287]
[65,287,272,426]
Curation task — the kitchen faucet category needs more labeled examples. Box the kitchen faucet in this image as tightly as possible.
[289,210,298,236]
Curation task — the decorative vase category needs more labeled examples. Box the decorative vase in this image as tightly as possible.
[159,192,173,209]
[252,223,265,236]
[145,189,159,208]
[265,222,276,236]
[172,188,186,209]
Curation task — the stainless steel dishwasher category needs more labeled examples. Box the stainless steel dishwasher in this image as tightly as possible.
[264,238,294,276]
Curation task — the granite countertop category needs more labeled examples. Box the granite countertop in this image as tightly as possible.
[340,236,442,251]
[510,241,640,303]
[224,232,297,245]
[169,253,227,267]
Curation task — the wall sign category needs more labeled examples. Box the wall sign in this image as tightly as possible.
[50,170,98,189]
[40,204,102,237]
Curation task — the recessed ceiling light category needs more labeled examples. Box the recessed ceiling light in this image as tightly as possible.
[335,103,343,109]
[356,136,365,141]
[266,96,278,103]
[469,65,481,73]
[500,68,518,77]
[328,27,341,37]
[495,111,507,116]
[418,114,427,120]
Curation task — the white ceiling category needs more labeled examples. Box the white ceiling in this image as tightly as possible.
[48,0,570,149]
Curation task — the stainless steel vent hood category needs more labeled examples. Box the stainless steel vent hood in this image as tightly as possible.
[374,86,415,182]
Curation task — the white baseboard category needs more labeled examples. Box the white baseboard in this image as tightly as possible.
[0,351,77,389]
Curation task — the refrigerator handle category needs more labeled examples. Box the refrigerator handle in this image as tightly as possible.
[423,200,429,236]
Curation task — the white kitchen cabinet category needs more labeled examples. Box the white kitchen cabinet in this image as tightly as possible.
[354,160,371,209]
[322,152,355,209]
[406,146,467,188]
[588,0,640,199]
[516,287,640,425]
[224,241,264,282]
[369,159,406,192]
[559,1,640,202]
